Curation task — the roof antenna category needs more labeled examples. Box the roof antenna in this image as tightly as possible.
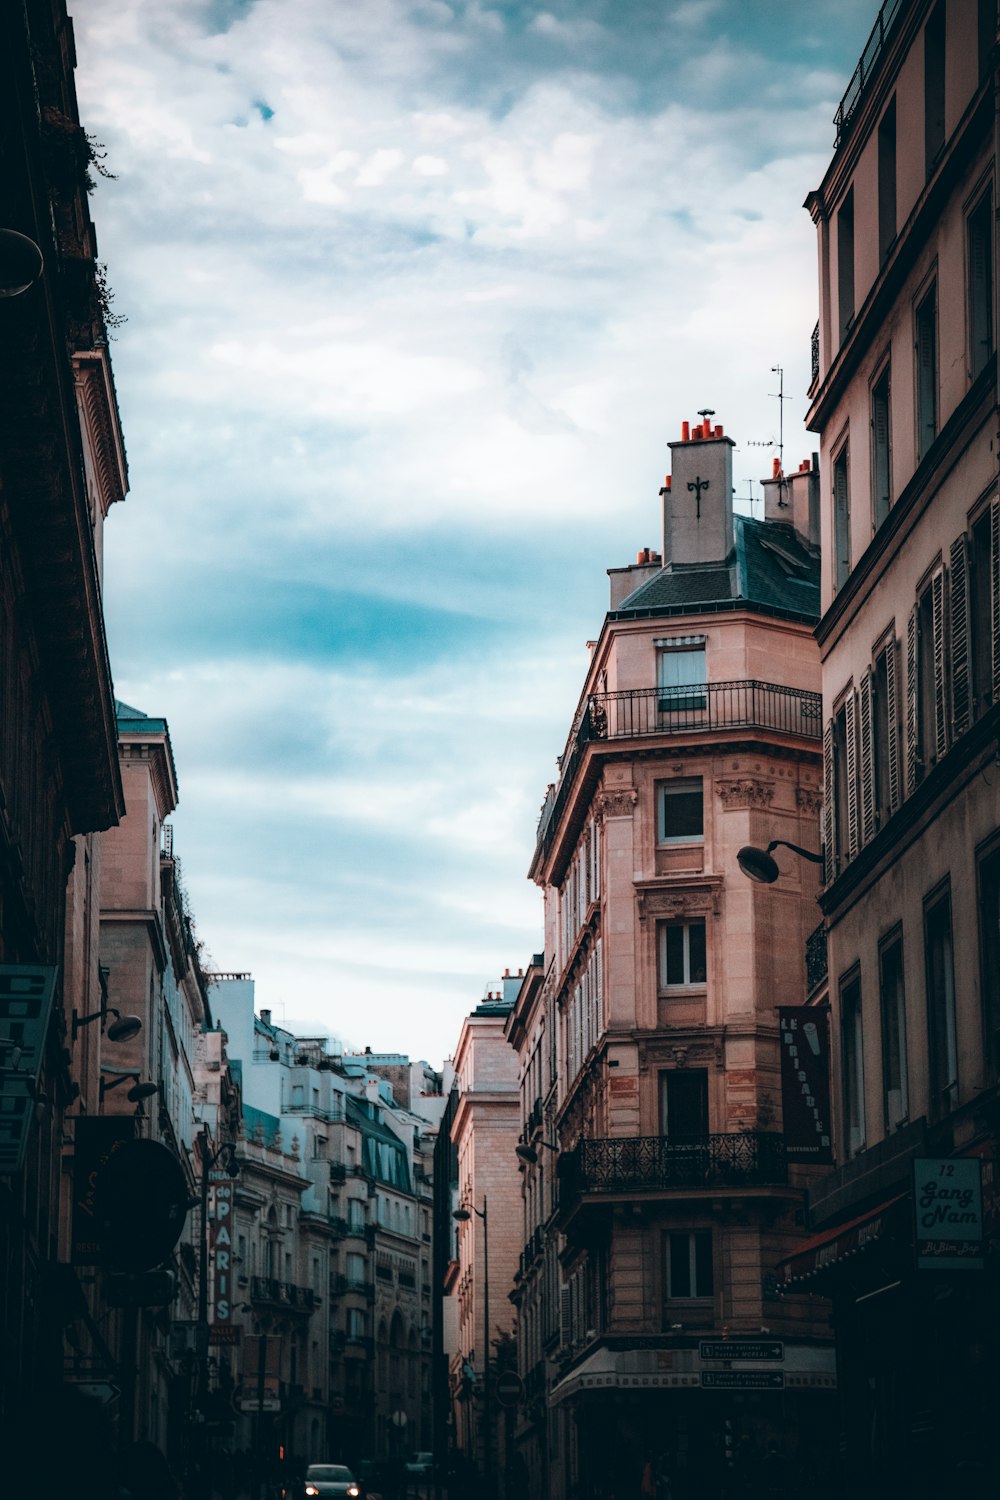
[769,365,790,475]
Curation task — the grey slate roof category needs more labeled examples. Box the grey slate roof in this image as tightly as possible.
[615,518,819,622]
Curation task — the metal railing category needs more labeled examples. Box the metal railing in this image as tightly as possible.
[250,1276,316,1311]
[806,922,828,993]
[559,1132,787,1201]
[834,0,904,147]
[811,321,820,386]
[536,681,821,858]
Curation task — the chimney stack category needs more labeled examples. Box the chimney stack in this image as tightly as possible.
[761,453,820,547]
[664,414,735,567]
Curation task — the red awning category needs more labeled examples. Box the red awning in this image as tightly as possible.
[778,1193,909,1286]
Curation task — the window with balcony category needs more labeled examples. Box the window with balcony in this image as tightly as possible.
[968,192,993,381]
[879,928,909,1133]
[924,884,958,1119]
[657,640,706,712]
[840,969,866,1158]
[916,282,938,460]
[871,364,892,528]
[659,920,707,988]
[659,1069,709,1139]
[657,777,703,844]
[924,1,946,177]
[833,441,851,590]
[978,839,1000,1082]
[878,99,896,263]
[837,188,855,343]
[664,1230,713,1302]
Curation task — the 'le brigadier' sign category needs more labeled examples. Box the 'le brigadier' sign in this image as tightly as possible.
[778,1008,833,1164]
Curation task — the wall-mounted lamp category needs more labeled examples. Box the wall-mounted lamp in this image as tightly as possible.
[72,1007,143,1043]
[515,1140,558,1166]
[0,229,44,297]
[737,840,823,885]
[99,1068,159,1103]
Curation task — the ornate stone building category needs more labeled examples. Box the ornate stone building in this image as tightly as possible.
[519,419,834,1499]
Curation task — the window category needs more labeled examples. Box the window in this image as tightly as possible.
[659,920,707,988]
[925,2,946,176]
[659,1069,709,1139]
[832,693,857,867]
[871,366,892,528]
[924,885,958,1119]
[978,841,1000,1081]
[657,639,706,713]
[833,442,851,589]
[969,506,997,719]
[916,283,938,459]
[968,193,993,381]
[979,0,994,83]
[658,777,703,843]
[878,100,896,263]
[872,639,898,827]
[912,570,945,780]
[879,929,908,1132]
[837,188,855,343]
[664,1231,713,1301]
[840,969,866,1158]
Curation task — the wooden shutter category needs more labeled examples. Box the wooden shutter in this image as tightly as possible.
[823,722,836,883]
[885,635,901,813]
[992,497,1000,704]
[950,534,971,738]
[845,688,859,861]
[931,568,947,760]
[595,937,603,1034]
[906,605,920,793]
[859,670,875,845]
[560,1285,571,1347]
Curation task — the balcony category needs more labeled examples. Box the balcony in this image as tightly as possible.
[329,1161,347,1184]
[536,681,822,862]
[558,1132,787,1214]
[250,1276,316,1312]
[834,0,904,148]
[806,922,828,995]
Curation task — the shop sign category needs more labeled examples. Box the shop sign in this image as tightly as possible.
[778,1008,832,1163]
[0,965,58,1176]
[701,1371,784,1390]
[71,1117,135,1263]
[210,1170,235,1325]
[913,1158,983,1271]
[700,1340,784,1362]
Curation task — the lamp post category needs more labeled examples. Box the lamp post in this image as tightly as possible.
[454,1197,490,1500]
[736,839,823,885]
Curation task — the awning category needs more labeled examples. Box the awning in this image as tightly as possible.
[778,1193,909,1287]
[549,1341,836,1404]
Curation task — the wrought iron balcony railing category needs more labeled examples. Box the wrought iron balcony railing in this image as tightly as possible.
[536,681,821,859]
[250,1276,316,1311]
[834,0,904,148]
[559,1132,787,1203]
[805,922,828,994]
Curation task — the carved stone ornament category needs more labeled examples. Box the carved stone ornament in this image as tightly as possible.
[795,785,824,814]
[594,788,638,822]
[636,881,722,923]
[716,777,774,808]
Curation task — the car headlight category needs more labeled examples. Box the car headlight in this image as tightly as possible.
[348,1488,360,1497]
[306,1488,319,1495]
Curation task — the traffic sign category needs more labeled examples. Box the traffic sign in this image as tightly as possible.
[238,1394,281,1413]
[495,1371,524,1407]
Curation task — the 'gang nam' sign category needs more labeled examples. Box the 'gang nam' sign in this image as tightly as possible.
[913,1158,984,1271]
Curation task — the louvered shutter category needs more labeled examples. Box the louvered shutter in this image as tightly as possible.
[823,722,836,883]
[885,636,901,813]
[992,498,1000,704]
[845,689,859,860]
[595,937,603,1034]
[931,568,947,760]
[950,534,971,739]
[906,605,920,793]
[859,670,875,844]
[560,1285,571,1347]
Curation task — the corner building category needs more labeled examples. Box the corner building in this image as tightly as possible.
[525,420,835,1500]
[794,0,1000,1493]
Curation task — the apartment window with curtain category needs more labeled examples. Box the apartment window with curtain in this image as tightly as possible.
[840,969,866,1158]
[924,1,946,176]
[878,99,896,262]
[879,928,908,1132]
[924,884,958,1119]
[659,920,707,988]
[657,777,703,844]
[837,188,855,343]
[916,283,938,460]
[657,638,706,712]
[968,192,994,381]
[833,442,851,589]
[871,365,892,529]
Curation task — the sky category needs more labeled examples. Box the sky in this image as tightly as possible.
[73,0,876,1067]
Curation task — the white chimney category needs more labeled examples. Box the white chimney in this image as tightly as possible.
[664,417,735,567]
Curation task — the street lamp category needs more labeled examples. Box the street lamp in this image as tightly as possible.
[73,1006,143,1043]
[453,1197,491,1498]
[737,839,823,884]
[514,1140,558,1166]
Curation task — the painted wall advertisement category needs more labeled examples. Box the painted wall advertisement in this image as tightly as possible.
[778,1007,833,1163]
[913,1157,984,1271]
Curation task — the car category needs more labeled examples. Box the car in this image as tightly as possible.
[404,1453,434,1480]
[304,1464,361,1500]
